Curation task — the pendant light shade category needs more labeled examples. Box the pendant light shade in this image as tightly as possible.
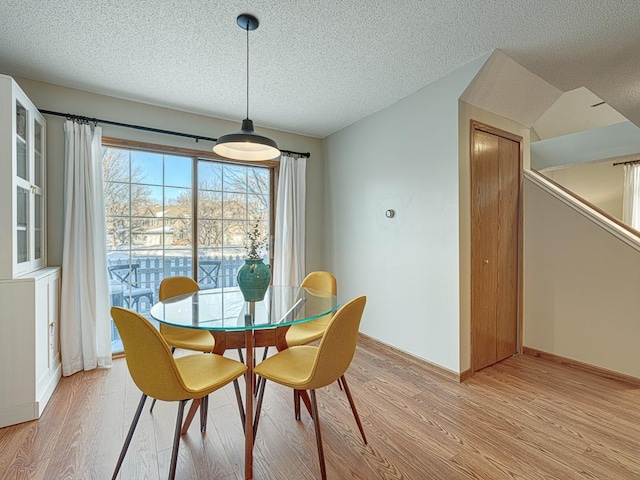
[213,119,280,161]
[213,14,280,161]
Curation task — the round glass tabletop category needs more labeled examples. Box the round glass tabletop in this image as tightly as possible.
[149,285,338,331]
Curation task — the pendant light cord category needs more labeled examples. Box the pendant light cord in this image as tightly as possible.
[246,22,250,120]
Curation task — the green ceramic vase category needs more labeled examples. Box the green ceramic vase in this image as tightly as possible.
[236,258,271,302]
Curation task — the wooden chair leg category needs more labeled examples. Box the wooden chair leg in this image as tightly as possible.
[310,390,327,480]
[298,390,313,418]
[340,375,367,444]
[293,388,314,420]
[169,400,187,480]
[294,389,301,420]
[112,393,147,480]
[200,395,208,433]
[233,379,246,429]
[253,376,267,441]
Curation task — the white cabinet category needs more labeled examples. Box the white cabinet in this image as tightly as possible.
[0,267,62,427]
[0,74,46,278]
[0,75,60,427]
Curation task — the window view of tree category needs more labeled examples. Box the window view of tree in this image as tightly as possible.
[103,148,152,249]
[197,161,270,260]
[103,146,271,353]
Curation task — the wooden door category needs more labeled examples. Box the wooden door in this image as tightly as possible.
[471,122,522,372]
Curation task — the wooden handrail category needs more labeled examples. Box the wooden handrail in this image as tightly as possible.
[525,169,640,253]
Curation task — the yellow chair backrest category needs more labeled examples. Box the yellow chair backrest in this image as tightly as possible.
[159,276,199,301]
[307,296,366,389]
[158,276,200,337]
[111,306,191,401]
[301,271,337,295]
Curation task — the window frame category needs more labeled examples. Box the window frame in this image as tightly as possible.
[102,136,278,272]
[103,137,279,354]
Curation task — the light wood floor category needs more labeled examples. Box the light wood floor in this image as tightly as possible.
[2,337,640,479]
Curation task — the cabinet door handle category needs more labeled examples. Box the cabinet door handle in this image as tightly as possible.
[49,321,56,327]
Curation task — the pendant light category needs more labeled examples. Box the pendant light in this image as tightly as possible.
[213,14,280,161]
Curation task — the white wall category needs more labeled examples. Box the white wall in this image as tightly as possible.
[524,178,640,379]
[13,77,326,273]
[323,55,488,374]
[531,121,640,170]
[540,161,624,220]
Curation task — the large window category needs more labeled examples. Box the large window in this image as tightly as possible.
[104,142,272,352]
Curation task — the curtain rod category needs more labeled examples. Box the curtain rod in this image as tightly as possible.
[613,158,640,166]
[38,109,311,158]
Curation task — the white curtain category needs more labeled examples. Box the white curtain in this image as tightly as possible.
[622,163,640,230]
[273,154,307,285]
[60,120,111,376]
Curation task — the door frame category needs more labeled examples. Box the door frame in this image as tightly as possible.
[469,120,524,375]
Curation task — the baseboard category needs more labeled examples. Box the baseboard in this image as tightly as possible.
[355,337,640,385]
[358,333,467,382]
[522,346,640,386]
[0,402,37,429]
[37,361,62,416]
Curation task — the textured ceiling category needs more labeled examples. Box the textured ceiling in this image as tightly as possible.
[1,0,640,138]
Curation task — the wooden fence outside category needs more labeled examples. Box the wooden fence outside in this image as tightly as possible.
[108,254,247,302]
[108,254,252,351]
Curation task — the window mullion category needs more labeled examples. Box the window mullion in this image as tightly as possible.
[193,156,198,281]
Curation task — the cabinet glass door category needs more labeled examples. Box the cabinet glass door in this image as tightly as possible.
[17,186,29,264]
[33,119,44,261]
[34,191,43,261]
[34,119,43,188]
[16,100,28,181]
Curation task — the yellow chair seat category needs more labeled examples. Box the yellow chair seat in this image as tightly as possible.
[162,325,214,352]
[254,346,319,389]
[175,354,247,396]
[284,317,330,347]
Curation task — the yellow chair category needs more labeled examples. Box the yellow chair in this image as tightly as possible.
[153,276,247,414]
[259,271,337,362]
[111,306,247,480]
[278,271,343,414]
[148,276,216,414]
[254,296,368,480]
[258,271,337,372]
[284,271,338,347]
[158,276,214,352]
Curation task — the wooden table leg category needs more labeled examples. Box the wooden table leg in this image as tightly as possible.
[210,327,256,479]
[244,327,254,480]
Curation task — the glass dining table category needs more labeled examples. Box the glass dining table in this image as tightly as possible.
[150,285,338,480]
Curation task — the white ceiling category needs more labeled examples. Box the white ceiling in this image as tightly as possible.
[1,0,640,138]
